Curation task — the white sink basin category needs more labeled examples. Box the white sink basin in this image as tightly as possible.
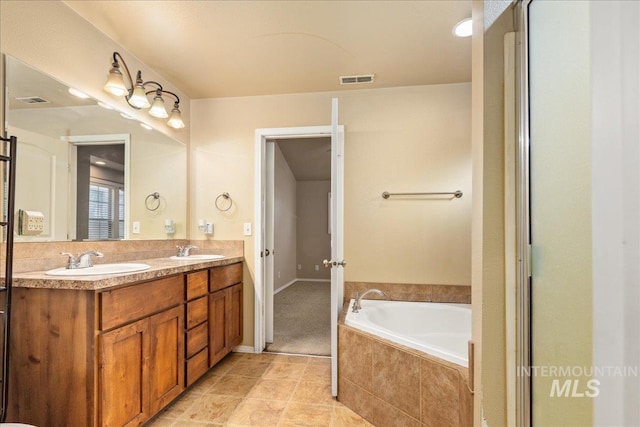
[169,254,225,261]
[45,263,151,276]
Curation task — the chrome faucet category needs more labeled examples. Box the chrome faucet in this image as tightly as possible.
[61,250,104,269]
[176,245,199,257]
[352,289,387,313]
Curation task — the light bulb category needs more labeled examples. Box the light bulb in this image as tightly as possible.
[104,67,128,97]
[129,83,150,109]
[167,105,185,129]
[149,94,169,118]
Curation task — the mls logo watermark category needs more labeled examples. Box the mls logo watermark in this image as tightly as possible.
[518,365,639,398]
[549,378,600,397]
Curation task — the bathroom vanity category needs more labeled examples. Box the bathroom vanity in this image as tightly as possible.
[6,258,243,427]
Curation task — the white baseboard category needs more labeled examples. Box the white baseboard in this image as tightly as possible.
[232,345,255,353]
[274,278,298,295]
[274,278,331,295]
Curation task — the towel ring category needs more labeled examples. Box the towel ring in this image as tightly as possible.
[145,192,161,211]
[215,192,233,212]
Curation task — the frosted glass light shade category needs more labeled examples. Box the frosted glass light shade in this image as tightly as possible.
[149,95,169,118]
[104,69,128,97]
[129,84,150,109]
[167,107,185,129]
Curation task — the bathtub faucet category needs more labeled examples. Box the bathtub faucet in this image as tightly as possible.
[352,289,387,313]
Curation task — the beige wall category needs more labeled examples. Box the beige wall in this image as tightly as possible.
[273,144,297,291]
[296,180,331,280]
[191,83,471,347]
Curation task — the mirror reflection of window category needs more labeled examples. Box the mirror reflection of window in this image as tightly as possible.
[88,183,124,240]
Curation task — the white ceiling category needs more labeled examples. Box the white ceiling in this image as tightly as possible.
[64,0,472,99]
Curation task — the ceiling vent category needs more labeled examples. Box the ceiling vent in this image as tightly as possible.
[339,74,375,85]
[15,96,50,104]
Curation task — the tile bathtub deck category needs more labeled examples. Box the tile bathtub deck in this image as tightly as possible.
[146,352,374,427]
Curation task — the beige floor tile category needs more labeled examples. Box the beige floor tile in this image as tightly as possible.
[179,394,243,424]
[159,391,203,418]
[291,381,335,406]
[207,375,260,397]
[172,420,220,427]
[145,416,176,427]
[227,361,272,378]
[248,378,299,401]
[331,406,369,427]
[301,364,331,384]
[270,354,311,364]
[307,356,332,365]
[263,362,308,380]
[188,373,222,395]
[226,398,288,426]
[281,402,334,426]
[242,352,278,363]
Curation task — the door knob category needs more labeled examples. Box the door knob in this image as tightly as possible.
[323,259,333,268]
[265,249,270,256]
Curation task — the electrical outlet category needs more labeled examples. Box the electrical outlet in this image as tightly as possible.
[315,265,319,271]
[297,264,302,271]
[132,221,140,234]
[243,222,252,236]
[278,271,281,279]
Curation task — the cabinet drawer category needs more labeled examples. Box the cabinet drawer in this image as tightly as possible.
[100,275,183,330]
[210,263,242,291]
[186,296,208,329]
[186,270,208,300]
[186,322,208,358]
[186,347,209,387]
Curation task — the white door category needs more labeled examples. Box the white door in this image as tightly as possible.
[265,141,275,343]
[329,98,345,396]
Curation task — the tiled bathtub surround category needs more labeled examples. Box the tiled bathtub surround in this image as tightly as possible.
[344,281,471,304]
[338,321,473,427]
[8,239,242,274]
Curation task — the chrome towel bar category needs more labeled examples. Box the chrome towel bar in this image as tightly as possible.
[381,190,463,199]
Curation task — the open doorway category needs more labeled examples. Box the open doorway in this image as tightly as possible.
[265,137,332,356]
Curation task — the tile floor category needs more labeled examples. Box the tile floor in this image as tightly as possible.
[146,352,374,427]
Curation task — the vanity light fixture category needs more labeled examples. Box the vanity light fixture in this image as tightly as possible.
[453,17,472,37]
[104,51,185,129]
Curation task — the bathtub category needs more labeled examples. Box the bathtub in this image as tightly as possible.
[344,299,471,366]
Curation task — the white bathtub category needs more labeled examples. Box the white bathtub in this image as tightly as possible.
[345,299,471,366]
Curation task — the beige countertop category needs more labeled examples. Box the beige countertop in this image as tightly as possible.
[12,256,244,291]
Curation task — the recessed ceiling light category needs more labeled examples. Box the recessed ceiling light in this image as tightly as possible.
[98,101,114,110]
[120,112,135,120]
[140,123,153,130]
[94,161,106,166]
[68,87,90,99]
[453,18,472,38]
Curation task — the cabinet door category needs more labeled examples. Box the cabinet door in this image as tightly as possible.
[99,318,150,427]
[148,305,185,414]
[228,283,243,349]
[209,289,228,366]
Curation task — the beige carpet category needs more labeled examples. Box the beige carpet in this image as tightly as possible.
[265,280,331,356]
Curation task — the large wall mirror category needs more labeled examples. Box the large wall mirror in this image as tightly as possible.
[3,55,187,241]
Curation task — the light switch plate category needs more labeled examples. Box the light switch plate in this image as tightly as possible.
[243,222,252,236]
[132,221,141,234]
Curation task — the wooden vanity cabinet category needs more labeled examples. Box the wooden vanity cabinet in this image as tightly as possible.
[184,270,210,386]
[208,263,243,367]
[98,275,184,426]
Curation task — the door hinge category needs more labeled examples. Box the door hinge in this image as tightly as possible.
[527,244,533,278]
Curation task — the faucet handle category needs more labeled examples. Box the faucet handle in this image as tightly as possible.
[61,252,77,269]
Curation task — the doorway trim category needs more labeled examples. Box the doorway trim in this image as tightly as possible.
[253,125,342,353]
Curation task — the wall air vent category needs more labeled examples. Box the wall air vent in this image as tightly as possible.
[15,96,50,104]
[339,74,375,85]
